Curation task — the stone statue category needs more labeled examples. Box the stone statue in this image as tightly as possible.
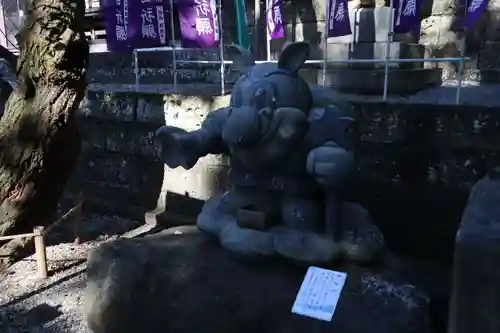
[155,42,385,265]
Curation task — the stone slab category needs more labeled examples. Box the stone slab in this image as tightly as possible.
[324,42,426,69]
[80,91,137,121]
[321,68,442,94]
[105,122,159,157]
[87,52,135,84]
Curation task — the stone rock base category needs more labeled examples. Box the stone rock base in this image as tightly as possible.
[197,192,385,265]
[85,226,431,333]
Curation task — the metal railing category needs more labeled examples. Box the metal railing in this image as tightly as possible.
[132,0,471,104]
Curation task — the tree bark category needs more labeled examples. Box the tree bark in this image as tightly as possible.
[0,0,88,267]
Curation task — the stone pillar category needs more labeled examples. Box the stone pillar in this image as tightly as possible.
[448,170,500,333]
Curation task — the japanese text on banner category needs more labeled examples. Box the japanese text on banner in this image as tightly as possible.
[115,0,128,42]
[266,0,285,39]
[462,0,489,30]
[178,0,220,48]
[101,0,131,51]
[327,0,351,37]
[103,0,169,51]
[393,0,421,33]
[136,0,168,47]
[195,0,213,36]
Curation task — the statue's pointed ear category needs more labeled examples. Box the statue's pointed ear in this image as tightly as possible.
[226,44,255,73]
[277,42,310,73]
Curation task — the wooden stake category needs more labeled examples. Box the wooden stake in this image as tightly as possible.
[33,226,48,279]
[73,192,83,244]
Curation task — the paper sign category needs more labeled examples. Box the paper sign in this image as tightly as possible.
[291,266,347,322]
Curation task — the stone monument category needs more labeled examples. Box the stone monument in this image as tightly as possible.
[154,41,385,264]
[448,168,500,333]
[322,6,442,94]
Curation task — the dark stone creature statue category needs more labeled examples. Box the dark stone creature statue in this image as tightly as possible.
[155,42,384,264]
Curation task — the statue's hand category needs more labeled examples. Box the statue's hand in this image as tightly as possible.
[154,126,198,169]
[306,141,354,186]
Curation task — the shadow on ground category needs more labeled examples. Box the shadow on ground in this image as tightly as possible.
[0,303,65,333]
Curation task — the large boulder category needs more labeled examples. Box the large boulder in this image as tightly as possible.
[84,226,431,333]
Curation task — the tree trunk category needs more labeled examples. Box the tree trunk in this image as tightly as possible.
[0,0,89,267]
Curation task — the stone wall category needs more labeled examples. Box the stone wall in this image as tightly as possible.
[350,102,500,262]
[66,66,500,264]
[68,90,165,212]
[66,89,231,214]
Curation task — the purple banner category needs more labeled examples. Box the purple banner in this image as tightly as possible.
[101,0,129,51]
[461,0,489,30]
[393,0,421,33]
[102,0,169,51]
[178,0,220,48]
[327,0,352,37]
[266,0,285,39]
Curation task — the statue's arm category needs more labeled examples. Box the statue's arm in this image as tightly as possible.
[306,141,355,238]
[156,107,231,169]
[306,141,354,187]
[192,107,231,155]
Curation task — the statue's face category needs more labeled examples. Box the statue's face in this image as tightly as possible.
[220,42,313,168]
[222,66,312,149]
[230,62,313,114]
[221,71,311,169]
[224,106,309,169]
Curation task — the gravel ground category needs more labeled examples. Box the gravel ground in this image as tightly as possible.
[0,212,148,333]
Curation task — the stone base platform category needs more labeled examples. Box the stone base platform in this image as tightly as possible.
[84,225,432,333]
[325,42,426,70]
